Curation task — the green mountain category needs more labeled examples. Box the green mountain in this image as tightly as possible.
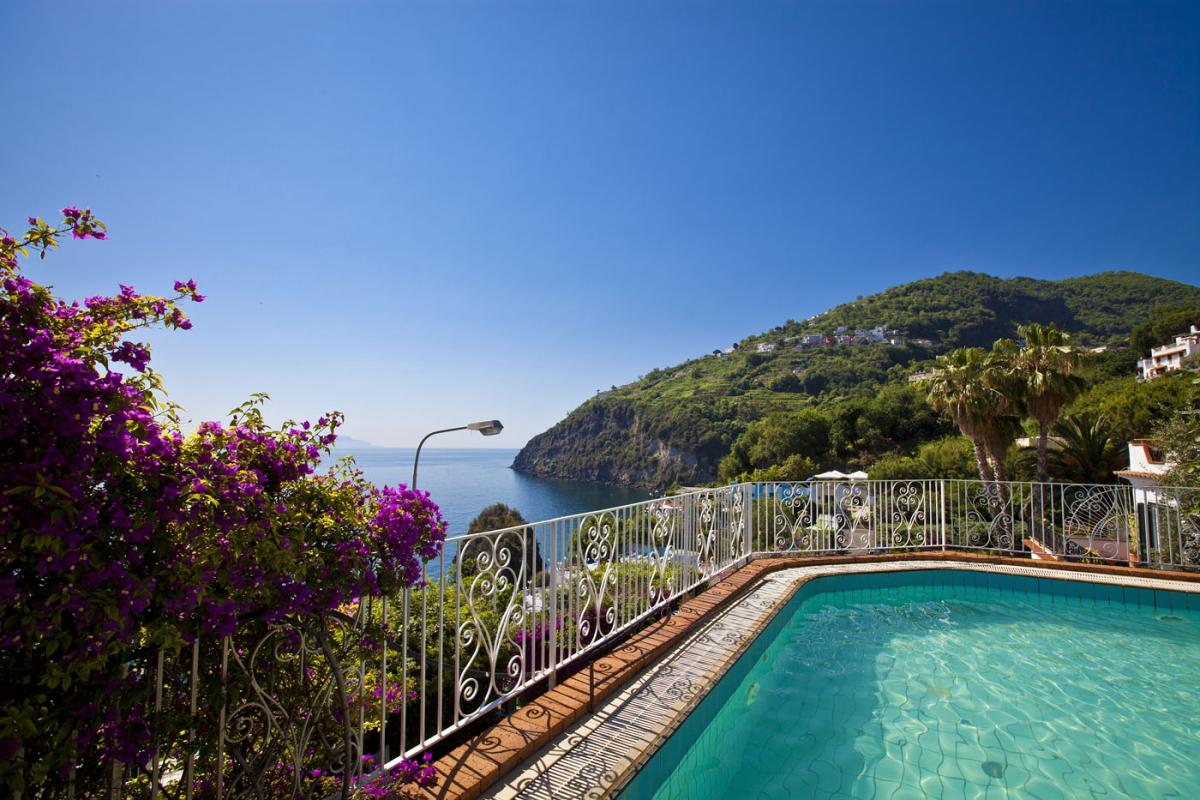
[512,271,1200,488]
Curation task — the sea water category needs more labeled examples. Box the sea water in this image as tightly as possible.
[328,446,649,556]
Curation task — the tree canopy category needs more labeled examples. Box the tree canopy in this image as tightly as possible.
[456,503,545,580]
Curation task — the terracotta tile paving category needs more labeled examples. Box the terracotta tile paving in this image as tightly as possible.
[411,551,1200,800]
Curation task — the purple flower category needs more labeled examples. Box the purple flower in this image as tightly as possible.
[1,207,448,797]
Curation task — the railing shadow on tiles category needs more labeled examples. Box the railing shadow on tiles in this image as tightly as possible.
[80,479,1198,798]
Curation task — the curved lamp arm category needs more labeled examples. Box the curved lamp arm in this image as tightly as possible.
[411,420,503,489]
[412,427,467,489]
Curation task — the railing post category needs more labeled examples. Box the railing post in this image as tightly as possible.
[683,492,695,589]
[109,664,129,800]
[217,637,229,800]
[380,596,388,765]
[548,523,558,689]
[742,482,753,561]
[939,479,947,551]
[400,588,409,753]
[150,649,164,799]
[185,639,198,800]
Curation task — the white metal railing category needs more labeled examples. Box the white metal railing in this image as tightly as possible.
[86,479,1198,798]
[119,484,749,799]
[748,479,1199,569]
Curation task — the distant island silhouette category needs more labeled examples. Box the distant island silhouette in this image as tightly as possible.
[334,435,378,448]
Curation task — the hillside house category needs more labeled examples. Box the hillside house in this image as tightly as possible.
[1137,325,1200,380]
[1116,440,1173,559]
[756,342,777,353]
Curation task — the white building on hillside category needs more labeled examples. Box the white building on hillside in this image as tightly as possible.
[1116,439,1173,561]
[756,342,776,353]
[1137,325,1200,380]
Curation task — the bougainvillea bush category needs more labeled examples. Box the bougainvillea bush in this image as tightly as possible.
[0,210,446,797]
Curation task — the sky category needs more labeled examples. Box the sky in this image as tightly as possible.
[2,1,1198,448]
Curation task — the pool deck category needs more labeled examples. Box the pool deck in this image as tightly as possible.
[412,551,1200,800]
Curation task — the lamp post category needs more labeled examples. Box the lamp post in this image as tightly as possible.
[411,419,503,489]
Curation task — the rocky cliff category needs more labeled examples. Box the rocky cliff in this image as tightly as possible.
[511,397,723,489]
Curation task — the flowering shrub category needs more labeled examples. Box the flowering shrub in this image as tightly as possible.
[0,210,446,796]
[169,409,446,637]
[356,753,437,799]
[243,748,437,800]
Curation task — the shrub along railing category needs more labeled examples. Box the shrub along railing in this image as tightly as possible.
[103,480,1196,798]
[113,484,748,799]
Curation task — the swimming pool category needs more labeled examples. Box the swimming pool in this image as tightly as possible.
[619,569,1200,799]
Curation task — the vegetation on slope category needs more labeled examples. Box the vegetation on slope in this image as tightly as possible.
[514,272,1200,489]
[804,270,1195,347]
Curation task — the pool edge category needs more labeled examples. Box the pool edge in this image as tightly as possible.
[611,561,1200,797]
[419,553,1200,800]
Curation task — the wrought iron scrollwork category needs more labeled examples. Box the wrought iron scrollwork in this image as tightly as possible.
[773,483,815,552]
[696,492,719,578]
[1062,485,1129,561]
[963,483,1017,551]
[575,512,618,650]
[833,482,868,550]
[220,611,365,799]
[647,500,678,604]
[456,532,527,716]
[728,487,746,562]
[885,481,928,548]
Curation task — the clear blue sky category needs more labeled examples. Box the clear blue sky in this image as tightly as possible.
[3,1,1197,448]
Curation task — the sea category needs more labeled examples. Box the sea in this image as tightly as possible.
[326,447,650,559]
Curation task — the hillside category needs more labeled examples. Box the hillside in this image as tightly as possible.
[804,271,1193,348]
[513,271,1200,489]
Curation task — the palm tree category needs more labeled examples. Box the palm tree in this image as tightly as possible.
[1048,412,1124,484]
[923,348,1021,485]
[979,340,1024,484]
[923,348,996,484]
[925,347,1024,548]
[996,324,1086,482]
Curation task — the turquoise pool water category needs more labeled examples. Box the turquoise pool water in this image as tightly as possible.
[620,569,1200,799]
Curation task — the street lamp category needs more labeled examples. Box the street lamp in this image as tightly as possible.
[411,420,503,488]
